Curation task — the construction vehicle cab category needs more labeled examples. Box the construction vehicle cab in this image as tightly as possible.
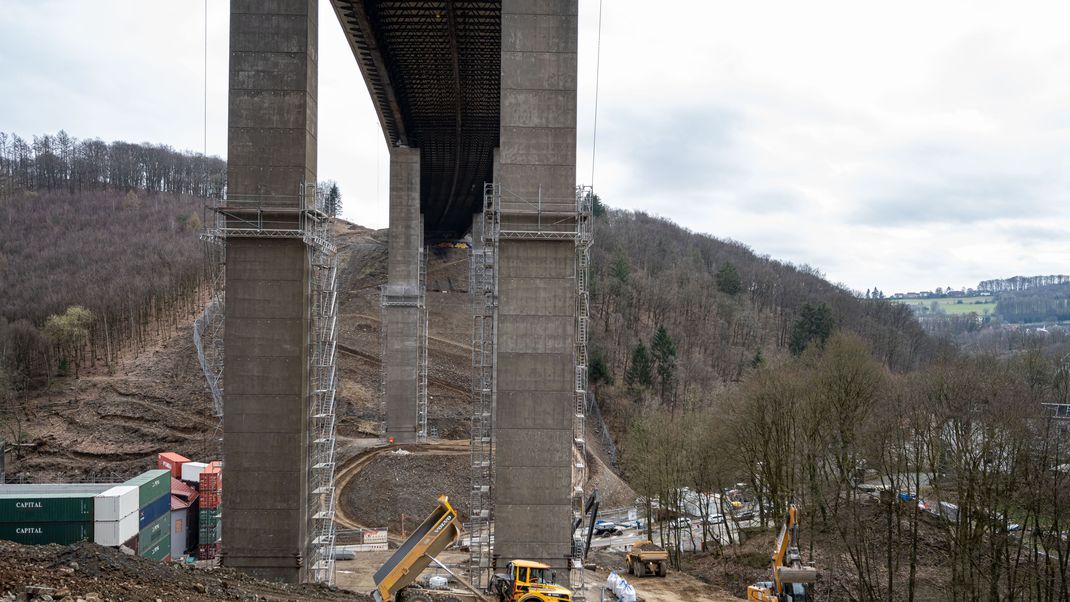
[492,560,573,601]
[747,505,818,602]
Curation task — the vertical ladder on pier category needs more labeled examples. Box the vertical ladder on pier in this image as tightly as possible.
[469,186,500,590]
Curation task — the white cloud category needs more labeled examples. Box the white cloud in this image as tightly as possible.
[2,0,1068,293]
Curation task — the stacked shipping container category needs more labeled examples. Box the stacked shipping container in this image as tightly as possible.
[197,463,221,560]
[0,459,224,565]
[92,485,139,548]
[0,484,110,545]
[123,469,171,562]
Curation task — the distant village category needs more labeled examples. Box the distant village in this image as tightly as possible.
[891,288,993,300]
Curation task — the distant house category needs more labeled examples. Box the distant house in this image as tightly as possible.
[979,291,993,297]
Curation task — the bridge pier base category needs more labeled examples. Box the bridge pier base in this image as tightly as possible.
[383,146,425,444]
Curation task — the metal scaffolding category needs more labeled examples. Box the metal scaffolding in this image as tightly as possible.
[307,194,340,585]
[468,210,497,590]
[201,183,339,585]
[379,246,429,443]
[571,186,594,600]
[418,246,429,442]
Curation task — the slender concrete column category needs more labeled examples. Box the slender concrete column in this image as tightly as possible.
[223,0,317,583]
[495,0,579,571]
[384,147,423,443]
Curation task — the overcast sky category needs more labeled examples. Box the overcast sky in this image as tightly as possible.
[2,1,1068,294]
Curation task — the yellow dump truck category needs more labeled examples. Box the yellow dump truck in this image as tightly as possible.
[625,541,668,578]
[372,495,484,602]
[371,496,574,602]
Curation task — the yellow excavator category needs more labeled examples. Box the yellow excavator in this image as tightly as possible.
[372,496,574,602]
[747,504,818,602]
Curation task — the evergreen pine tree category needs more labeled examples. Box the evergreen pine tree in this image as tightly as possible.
[625,342,654,388]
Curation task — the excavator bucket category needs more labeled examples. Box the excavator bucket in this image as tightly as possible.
[373,495,463,601]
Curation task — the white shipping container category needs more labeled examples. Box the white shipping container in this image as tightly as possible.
[94,486,139,522]
[181,462,209,483]
[94,512,139,547]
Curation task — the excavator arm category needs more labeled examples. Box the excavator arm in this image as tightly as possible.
[747,505,817,602]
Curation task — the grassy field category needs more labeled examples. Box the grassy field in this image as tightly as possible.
[893,296,997,316]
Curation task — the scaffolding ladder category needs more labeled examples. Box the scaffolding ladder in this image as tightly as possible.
[307,183,340,585]
[570,186,594,600]
[417,246,429,442]
[468,206,498,590]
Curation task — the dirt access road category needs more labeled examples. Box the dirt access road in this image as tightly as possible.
[579,566,743,601]
[336,550,741,602]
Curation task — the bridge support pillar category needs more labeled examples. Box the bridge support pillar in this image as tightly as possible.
[494,0,579,573]
[222,0,318,584]
[383,146,425,444]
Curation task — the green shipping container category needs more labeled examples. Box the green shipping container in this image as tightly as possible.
[140,532,171,561]
[0,521,92,545]
[0,493,95,523]
[198,507,221,522]
[123,470,170,508]
[138,511,170,555]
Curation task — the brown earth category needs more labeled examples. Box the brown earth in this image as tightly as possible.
[339,442,470,533]
[4,220,472,482]
[0,540,372,601]
[580,550,742,601]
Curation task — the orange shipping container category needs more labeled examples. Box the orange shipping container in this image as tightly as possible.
[199,466,222,509]
[157,452,190,479]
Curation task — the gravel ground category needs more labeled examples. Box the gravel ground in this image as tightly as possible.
[0,540,372,602]
[344,451,470,532]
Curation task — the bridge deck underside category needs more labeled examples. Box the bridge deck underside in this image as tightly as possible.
[332,0,500,237]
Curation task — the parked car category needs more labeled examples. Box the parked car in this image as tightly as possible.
[670,517,691,529]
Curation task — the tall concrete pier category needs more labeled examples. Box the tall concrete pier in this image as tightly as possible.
[222,0,317,583]
[493,0,579,571]
[382,147,424,444]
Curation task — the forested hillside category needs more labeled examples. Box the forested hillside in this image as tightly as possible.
[0,130,226,198]
[0,131,222,394]
[591,211,1070,600]
[995,283,1070,323]
[588,208,943,401]
[0,191,206,389]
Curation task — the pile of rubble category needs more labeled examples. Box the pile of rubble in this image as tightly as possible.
[0,540,372,602]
